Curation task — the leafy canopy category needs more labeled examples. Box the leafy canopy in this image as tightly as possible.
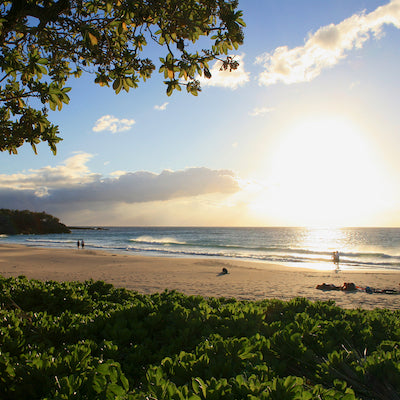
[0,0,245,154]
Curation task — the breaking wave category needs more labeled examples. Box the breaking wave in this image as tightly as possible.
[129,236,186,245]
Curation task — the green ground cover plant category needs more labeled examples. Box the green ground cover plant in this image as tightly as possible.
[1,275,399,399]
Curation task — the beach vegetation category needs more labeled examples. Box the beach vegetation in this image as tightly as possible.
[0,0,244,154]
[1,275,400,399]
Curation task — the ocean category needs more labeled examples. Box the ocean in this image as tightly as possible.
[2,226,400,272]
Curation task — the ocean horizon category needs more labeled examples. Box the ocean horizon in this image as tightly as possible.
[2,226,400,272]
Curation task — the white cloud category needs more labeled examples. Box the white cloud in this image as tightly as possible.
[0,153,99,191]
[248,107,275,117]
[92,115,135,133]
[199,54,250,89]
[154,102,169,111]
[257,0,400,86]
[34,187,49,198]
[109,170,128,178]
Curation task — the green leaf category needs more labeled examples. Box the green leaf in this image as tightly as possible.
[5,364,16,377]
[107,383,125,396]
[166,84,173,96]
[96,363,111,375]
[37,58,48,65]
[92,373,107,393]
[120,374,129,391]
[341,394,356,400]
[112,78,122,93]
[192,378,207,397]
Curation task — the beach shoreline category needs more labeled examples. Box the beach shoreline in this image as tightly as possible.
[1,243,400,310]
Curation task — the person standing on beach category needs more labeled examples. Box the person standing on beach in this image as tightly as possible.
[81,240,85,249]
[332,251,340,265]
[77,240,80,249]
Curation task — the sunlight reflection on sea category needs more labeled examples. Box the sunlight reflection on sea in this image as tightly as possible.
[2,227,400,272]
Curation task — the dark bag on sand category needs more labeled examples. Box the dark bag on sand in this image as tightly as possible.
[316,283,340,291]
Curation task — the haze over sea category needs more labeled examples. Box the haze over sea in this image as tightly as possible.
[2,227,400,272]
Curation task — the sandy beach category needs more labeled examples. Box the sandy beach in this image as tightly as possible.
[1,243,400,310]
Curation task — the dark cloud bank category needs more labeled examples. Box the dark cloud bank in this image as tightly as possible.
[0,168,239,214]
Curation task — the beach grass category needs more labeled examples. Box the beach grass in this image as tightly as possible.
[1,275,400,399]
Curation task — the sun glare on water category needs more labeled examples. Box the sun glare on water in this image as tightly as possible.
[250,116,391,227]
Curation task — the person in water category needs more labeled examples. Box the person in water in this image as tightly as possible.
[332,251,340,265]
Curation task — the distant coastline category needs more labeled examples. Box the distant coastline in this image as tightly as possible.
[0,209,70,235]
[68,226,108,230]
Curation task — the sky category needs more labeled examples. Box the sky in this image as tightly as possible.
[1,0,400,227]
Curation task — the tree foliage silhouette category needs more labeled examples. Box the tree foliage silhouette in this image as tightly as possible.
[0,0,244,154]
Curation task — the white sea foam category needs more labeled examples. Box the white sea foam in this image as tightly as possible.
[26,238,76,244]
[129,236,186,245]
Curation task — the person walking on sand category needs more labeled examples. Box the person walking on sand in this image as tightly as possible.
[77,240,80,249]
[81,240,85,249]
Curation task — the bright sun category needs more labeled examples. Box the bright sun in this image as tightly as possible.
[250,116,391,227]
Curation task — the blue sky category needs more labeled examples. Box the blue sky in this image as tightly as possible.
[2,0,400,227]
